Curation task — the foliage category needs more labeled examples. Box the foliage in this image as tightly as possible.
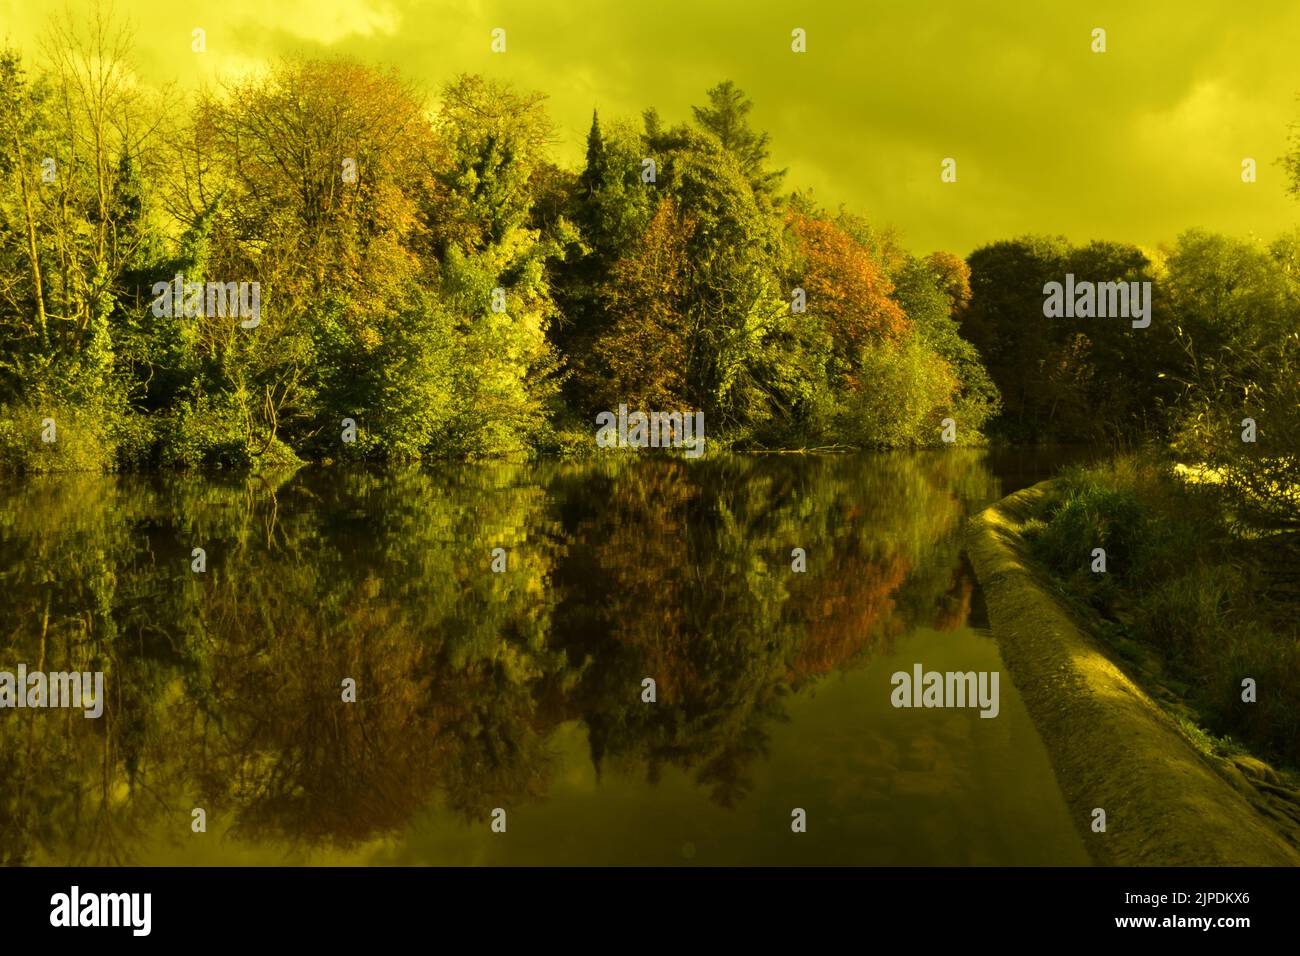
[6,18,1294,472]
[1160,230,1300,532]
[1028,456,1300,765]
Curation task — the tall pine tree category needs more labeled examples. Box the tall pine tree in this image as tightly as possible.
[691,81,785,197]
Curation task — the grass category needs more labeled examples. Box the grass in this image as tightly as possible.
[1024,452,1300,768]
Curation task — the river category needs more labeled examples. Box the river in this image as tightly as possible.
[0,447,1100,865]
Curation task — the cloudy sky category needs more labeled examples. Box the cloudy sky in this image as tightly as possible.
[4,0,1298,254]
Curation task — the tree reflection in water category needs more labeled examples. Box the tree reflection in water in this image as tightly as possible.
[0,452,1000,864]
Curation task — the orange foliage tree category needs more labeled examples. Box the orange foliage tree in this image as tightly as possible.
[788,214,910,379]
[579,198,695,411]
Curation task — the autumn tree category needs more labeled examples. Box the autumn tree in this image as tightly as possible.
[0,50,51,357]
[0,11,169,471]
[181,58,442,461]
[890,254,999,438]
[429,74,555,254]
[578,198,693,412]
[924,251,972,315]
[787,214,910,381]
[426,74,564,457]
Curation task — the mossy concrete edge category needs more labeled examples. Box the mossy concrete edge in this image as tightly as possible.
[966,480,1300,867]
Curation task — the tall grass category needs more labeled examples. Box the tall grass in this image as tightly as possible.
[1027,452,1300,766]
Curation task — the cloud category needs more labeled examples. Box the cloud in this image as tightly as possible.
[5,0,1296,254]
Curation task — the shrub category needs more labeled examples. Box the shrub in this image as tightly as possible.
[154,395,270,469]
[0,403,115,474]
[833,336,958,448]
[1031,455,1300,766]
[1034,481,1146,583]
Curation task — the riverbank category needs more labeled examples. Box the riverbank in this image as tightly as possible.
[966,480,1300,866]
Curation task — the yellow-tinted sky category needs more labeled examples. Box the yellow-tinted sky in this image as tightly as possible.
[4,0,1298,254]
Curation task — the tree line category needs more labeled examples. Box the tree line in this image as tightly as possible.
[1,17,1297,505]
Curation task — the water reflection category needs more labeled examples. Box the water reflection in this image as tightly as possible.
[0,450,1090,865]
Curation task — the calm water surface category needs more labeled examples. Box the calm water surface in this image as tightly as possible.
[0,448,1099,865]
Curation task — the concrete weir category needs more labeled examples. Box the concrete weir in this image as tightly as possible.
[965,480,1300,866]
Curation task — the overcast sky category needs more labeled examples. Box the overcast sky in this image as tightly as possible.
[5,0,1298,255]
